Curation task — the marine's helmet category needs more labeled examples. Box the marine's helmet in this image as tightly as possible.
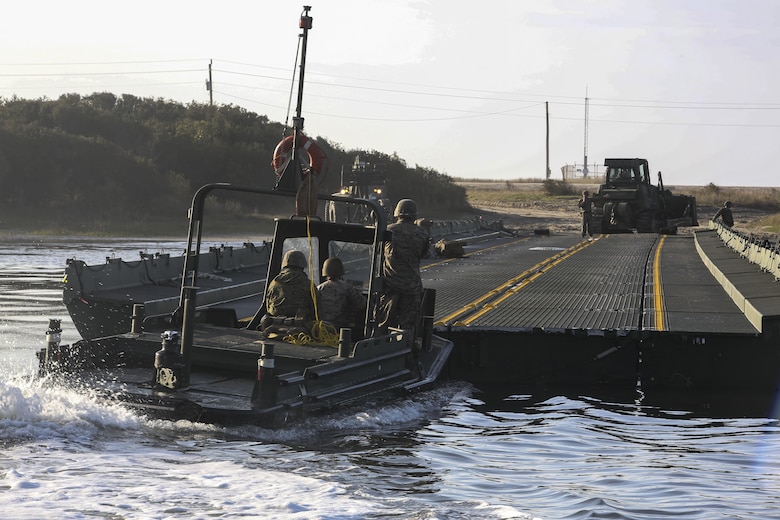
[724,200,732,208]
[282,250,307,270]
[322,257,345,278]
[394,198,417,219]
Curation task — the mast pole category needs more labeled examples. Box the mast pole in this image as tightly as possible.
[293,6,312,134]
[276,6,313,193]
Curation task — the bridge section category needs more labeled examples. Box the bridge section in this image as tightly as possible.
[425,231,778,401]
[426,233,758,336]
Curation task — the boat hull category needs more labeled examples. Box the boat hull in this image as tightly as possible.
[39,328,453,426]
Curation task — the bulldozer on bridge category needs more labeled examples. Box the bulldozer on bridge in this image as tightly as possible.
[588,158,698,234]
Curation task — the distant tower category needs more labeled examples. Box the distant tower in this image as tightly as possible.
[583,87,589,178]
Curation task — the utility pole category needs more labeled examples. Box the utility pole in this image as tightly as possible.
[545,101,551,179]
[206,59,213,106]
[583,87,589,178]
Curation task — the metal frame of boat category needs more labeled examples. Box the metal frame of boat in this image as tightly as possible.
[38,184,453,426]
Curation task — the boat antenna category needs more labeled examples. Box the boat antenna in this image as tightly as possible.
[275,6,313,192]
[283,32,302,130]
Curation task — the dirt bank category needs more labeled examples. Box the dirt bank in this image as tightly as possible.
[461,182,776,237]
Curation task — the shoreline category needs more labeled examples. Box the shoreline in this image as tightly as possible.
[2,191,776,240]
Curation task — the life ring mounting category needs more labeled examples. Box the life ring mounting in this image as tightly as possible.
[272,133,328,180]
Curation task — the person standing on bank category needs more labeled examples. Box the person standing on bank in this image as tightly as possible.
[712,200,734,228]
[578,190,594,240]
[377,199,430,332]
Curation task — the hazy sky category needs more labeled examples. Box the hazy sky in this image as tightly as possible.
[3,0,779,186]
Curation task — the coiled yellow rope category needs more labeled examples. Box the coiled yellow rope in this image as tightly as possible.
[282,319,339,347]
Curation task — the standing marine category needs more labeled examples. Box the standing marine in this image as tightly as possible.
[578,190,593,240]
[377,198,430,332]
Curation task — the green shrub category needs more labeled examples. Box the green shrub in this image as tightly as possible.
[542,179,575,196]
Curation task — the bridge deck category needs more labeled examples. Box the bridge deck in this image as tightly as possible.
[425,231,774,337]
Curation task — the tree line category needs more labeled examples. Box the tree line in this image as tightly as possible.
[0,93,470,231]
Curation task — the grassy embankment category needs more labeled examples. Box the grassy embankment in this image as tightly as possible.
[458,177,593,203]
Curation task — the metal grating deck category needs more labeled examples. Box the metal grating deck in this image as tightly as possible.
[426,233,759,336]
[468,235,654,331]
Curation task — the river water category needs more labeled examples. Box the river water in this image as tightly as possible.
[1,236,779,519]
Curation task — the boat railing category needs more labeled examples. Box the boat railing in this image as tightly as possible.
[143,279,265,318]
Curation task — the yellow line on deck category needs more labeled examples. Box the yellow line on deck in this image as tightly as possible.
[653,235,667,331]
[436,237,600,326]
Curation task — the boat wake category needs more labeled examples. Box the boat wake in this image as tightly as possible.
[249,380,475,444]
[2,369,474,447]
[0,373,142,445]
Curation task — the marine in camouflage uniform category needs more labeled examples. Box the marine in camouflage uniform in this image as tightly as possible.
[264,250,316,321]
[712,200,734,227]
[317,257,366,331]
[377,199,430,332]
[578,190,593,239]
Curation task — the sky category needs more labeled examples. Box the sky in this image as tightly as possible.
[3,0,780,187]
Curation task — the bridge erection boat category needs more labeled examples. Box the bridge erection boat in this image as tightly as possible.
[36,7,453,426]
[40,185,453,426]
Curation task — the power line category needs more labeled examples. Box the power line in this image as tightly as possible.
[0,81,202,91]
[3,58,780,127]
[9,57,778,109]
[216,60,780,109]
[0,58,206,66]
[0,69,203,78]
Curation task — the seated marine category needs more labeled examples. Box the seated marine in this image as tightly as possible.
[316,257,366,331]
[260,249,316,332]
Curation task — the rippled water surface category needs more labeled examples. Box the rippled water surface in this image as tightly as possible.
[1,236,779,519]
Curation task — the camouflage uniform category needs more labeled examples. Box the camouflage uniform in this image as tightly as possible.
[712,202,734,227]
[317,278,366,330]
[377,219,430,331]
[265,267,315,320]
[578,191,593,238]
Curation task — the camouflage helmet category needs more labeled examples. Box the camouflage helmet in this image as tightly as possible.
[724,200,732,208]
[394,198,417,219]
[322,257,345,278]
[282,250,307,270]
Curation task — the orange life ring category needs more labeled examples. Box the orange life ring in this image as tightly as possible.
[272,133,328,179]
